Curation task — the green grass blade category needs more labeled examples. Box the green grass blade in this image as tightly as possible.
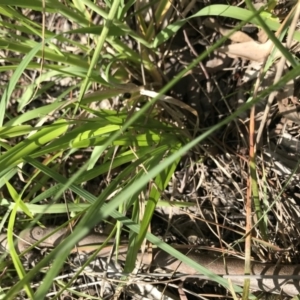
[75,0,121,113]
[6,182,34,298]
[0,39,44,126]
[0,120,69,170]
[152,4,300,48]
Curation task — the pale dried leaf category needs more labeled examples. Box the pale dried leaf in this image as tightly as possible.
[219,39,274,61]
[257,28,269,43]
[203,18,253,43]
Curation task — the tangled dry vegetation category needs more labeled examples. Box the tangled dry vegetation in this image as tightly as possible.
[1,0,300,299]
